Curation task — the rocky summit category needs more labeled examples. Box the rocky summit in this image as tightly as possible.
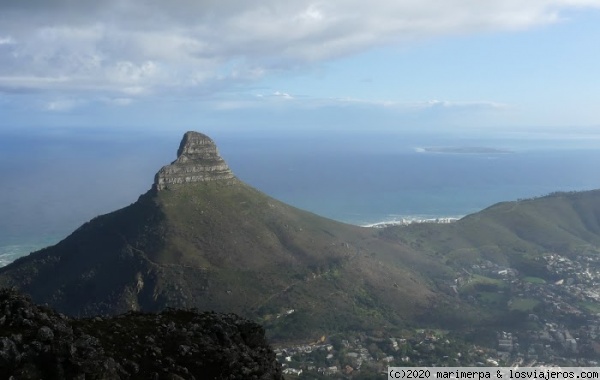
[154,131,235,191]
[0,288,282,380]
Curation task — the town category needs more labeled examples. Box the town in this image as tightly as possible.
[275,251,600,378]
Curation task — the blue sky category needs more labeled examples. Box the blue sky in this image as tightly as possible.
[1,1,599,133]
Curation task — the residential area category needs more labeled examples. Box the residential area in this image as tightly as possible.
[276,251,600,378]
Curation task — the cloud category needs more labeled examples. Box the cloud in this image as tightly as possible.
[287,96,509,111]
[1,0,599,97]
[0,36,16,45]
[272,91,294,100]
[106,98,134,106]
[415,99,509,110]
[44,99,84,112]
[213,91,509,113]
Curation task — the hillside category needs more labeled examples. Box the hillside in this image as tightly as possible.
[381,190,600,272]
[0,131,458,341]
[378,189,600,336]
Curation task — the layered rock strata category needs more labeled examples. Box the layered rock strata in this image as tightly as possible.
[154,131,235,190]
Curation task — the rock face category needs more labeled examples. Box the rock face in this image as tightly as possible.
[154,131,235,190]
[0,288,282,379]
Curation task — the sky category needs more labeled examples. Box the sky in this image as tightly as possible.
[1,0,600,133]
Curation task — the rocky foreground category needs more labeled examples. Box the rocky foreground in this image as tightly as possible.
[0,288,282,379]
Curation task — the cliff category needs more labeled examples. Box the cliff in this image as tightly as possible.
[154,131,235,190]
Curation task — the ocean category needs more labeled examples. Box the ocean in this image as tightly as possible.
[2,127,600,267]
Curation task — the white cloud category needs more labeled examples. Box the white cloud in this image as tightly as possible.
[0,36,16,45]
[106,61,159,85]
[44,98,84,112]
[0,0,599,96]
[417,100,509,110]
[105,97,134,106]
[0,76,71,92]
[272,91,294,100]
[320,97,509,111]
[214,92,508,113]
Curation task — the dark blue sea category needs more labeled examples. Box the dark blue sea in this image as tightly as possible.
[2,127,600,266]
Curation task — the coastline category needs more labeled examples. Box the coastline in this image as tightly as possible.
[0,235,63,268]
[361,216,462,228]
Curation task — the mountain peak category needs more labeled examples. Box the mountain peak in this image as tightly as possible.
[154,131,235,190]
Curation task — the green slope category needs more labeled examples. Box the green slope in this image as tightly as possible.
[382,190,600,275]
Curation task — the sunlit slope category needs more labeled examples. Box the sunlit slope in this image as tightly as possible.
[382,190,600,271]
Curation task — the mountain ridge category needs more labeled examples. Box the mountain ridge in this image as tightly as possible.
[380,189,600,277]
[0,131,454,341]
